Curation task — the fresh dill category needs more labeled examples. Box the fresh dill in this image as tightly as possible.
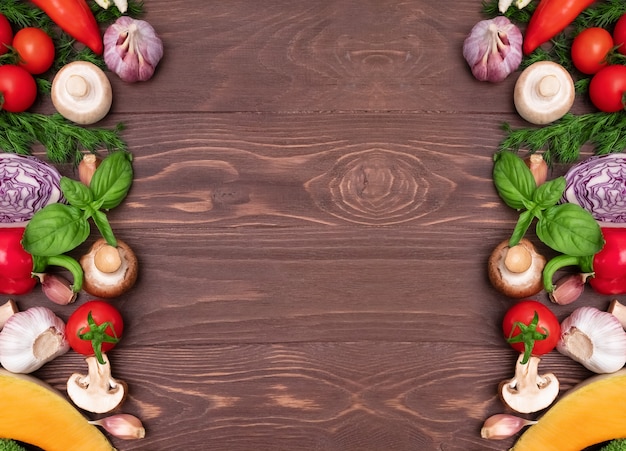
[0,113,126,165]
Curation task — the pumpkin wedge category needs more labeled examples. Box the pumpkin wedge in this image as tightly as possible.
[511,369,626,450]
[0,369,115,451]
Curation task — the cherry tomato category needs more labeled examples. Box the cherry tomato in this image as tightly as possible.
[0,65,37,113]
[66,300,124,362]
[571,27,614,74]
[12,27,55,75]
[502,300,560,363]
[614,13,626,56]
[589,65,626,113]
[0,13,12,56]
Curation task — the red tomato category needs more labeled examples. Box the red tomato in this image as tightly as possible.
[12,27,55,75]
[0,13,12,56]
[571,27,614,74]
[0,65,37,113]
[589,65,626,113]
[614,13,626,56]
[66,300,124,361]
[502,300,560,362]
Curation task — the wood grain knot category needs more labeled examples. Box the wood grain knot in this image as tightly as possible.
[307,149,453,225]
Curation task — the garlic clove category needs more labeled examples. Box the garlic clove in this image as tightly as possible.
[481,413,536,440]
[549,273,589,305]
[0,300,18,330]
[36,273,77,305]
[524,154,548,187]
[557,306,626,373]
[78,153,102,187]
[89,414,145,440]
[0,306,69,373]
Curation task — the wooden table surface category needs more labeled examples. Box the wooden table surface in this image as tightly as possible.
[12,0,621,450]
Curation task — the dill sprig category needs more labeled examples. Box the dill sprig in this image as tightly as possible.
[0,0,143,163]
[0,113,126,165]
[500,112,626,165]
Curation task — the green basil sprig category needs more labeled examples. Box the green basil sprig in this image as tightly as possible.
[492,151,604,258]
[23,151,133,257]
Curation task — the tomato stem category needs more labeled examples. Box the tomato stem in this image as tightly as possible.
[77,311,120,365]
[506,311,549,365]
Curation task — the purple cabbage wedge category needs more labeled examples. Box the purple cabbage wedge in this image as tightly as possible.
[562,153,626,223]
[0,154,64,225]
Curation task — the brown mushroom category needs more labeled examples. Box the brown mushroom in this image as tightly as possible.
[488,238,546,298]
[499,354,559,414]
[51,61,112,125]
[67,353,127,414]
[514,61,575,125]
[80,238,138,298]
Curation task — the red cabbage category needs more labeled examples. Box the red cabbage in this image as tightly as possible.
[0,153,63,225]
[562,153,626,223]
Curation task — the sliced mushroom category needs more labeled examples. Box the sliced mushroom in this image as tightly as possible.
[51,61,112,125]
[80,238,138,298]
[488,238,546,299]
[499,354,559,414]
[67,353,127,414]
[514,61,575,125]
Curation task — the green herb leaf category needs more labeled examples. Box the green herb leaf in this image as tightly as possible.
[493,151,536,209]
[536,203,604,256]
[60,177,94,209]
[23,204,90,256]
[90,151,133,209]
[92,210,117,248]
[532,177,566,209]
[510,209,535,247]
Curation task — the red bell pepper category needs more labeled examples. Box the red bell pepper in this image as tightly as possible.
[29,0,103,55]
[543,225,626,295]
[0,227,83,295]
[523,0,596,55]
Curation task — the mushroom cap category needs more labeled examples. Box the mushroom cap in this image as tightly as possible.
[488,238,546,299]
[80,238,138,298]
[514,61,575,125]
[51,61,112,125]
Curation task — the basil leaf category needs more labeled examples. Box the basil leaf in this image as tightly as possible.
[92,210,117,248]
[536,203,604,256]
[60,176,93,209]
[23,204,90,256]
[532,177,566,210]
[493,151,536,210]
[90,151,133,210]
[510,209,535,246]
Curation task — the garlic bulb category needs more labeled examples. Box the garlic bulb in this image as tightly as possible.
[463,16,523,83]
[103,17,163,83]
[0,306,69,373]
[557,306,626,374]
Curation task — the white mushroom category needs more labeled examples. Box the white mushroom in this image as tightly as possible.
[514,61,575,125]
[51,61,112,125]
[67,353,127,414]
[499,354,559,414]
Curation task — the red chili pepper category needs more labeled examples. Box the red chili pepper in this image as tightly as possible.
[29,0,103,55]
[543,226,626,295]
[523,0,596,55]
[0,227,84,295]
